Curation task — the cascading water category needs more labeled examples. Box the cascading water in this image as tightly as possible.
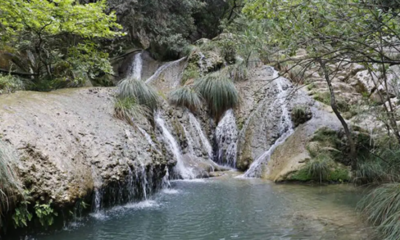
[215,110,238,168]
[131,52,143,80]
[189,112,213,159]
[145,57,186,85]
[154,112,195,179]
[243,76,294,178]
[136,125,161,154]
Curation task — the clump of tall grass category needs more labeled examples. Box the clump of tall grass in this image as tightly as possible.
[354,148,400,184]
[117,77,159,111]
[194,75,239,120]
[113,97,150,124]
[0,140,23,228]
[305,153,333,183]
[168,86,203,112]
[358,184,400,240]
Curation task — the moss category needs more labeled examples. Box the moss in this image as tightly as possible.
[290,168,312,181]
[313,91,331,105]
[328,168,350,182]
[181,62,200,85]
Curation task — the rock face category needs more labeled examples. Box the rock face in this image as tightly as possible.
[0,88,171,209]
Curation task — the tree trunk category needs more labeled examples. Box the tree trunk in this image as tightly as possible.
[320,60,357,170]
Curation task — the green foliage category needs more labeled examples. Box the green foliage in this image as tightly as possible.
[0,74,24,94]
[194,75,239,120]
[358,184,400,240]
[11,190,32,228]
[117,77,159,111]
[34,200,58,227]
[291,153,350,183]
[109,0,205,59]
[113,97,149,124]
[306,153,333,183]
[221,61,249,82]
[0,0,122,89]
[355,148,400,184]
[168,86,203,112]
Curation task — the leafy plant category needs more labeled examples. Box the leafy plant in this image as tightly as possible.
[117,77,159,111]
[194,75,239,120]
[168,86,203,112]
[11,192,32,229]
[0,74,24,94]
[34,200,58,227]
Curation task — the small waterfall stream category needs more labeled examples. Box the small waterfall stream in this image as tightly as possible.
[131,52,143,80]
[136,125,161,154]
[145,57,186,85]
[215,110,238,168]
[243,77,294,178]
[155,112,195,179]
[188,112,213,159]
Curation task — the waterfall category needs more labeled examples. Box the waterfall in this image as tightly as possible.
[183,125,195,155]
[131,52,143,80]
[136,125,161,154]
[188,112,213,159]
[243,76,294,178]
[154,112,195,179]
[215,110,238,168]
[145,57,186,84]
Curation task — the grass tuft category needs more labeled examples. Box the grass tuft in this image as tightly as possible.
[0,140,23,228]
[358,184,400,240]
[194,75,239,120]
[168,86,203,112]
[117,77,159,111]
[113,97,150,124]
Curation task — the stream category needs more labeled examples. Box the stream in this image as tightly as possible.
[31,177,372,240]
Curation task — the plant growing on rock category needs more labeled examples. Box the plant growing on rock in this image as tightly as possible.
[168,86,203,112]
[194,75,239,121]
[117,77,159,112]
[0,140,24,229]
[113,97,149,124]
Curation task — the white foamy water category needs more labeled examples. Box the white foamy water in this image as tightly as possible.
[188,112,213,159]
[162,189,180,194]
[155,112,195,179]
[215,110,238,168]
[244,72,294,178]
[131,52,143,80]
[145,57,186,84]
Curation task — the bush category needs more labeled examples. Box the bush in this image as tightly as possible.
[194,75,239,120]
[117,77,159,111]
[168,86,203,112]
[0,75,24,94]
[358,184,400,240]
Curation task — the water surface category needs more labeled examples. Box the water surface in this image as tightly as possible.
[36,178,373,240]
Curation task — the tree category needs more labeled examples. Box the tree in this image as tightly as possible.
[242,0,400,169]
[0,0,123,89]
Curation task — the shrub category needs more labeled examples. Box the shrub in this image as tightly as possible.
[0,74,24,94]
[117,77,159,111]
[168,86,203,112]
[195,75,239,120]
[358,184,400,240]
